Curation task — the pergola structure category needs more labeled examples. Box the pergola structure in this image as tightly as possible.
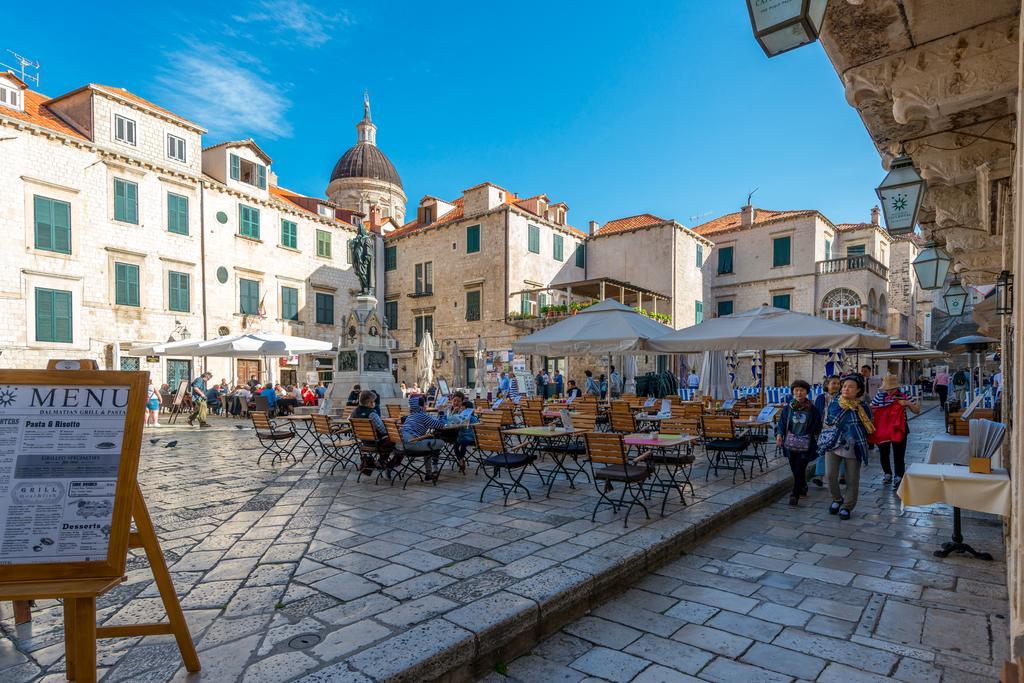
[510,277,672,322]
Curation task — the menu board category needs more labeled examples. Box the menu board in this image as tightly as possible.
[0,370,145,582]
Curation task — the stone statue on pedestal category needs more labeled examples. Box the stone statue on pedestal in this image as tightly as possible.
[352,224,373,295]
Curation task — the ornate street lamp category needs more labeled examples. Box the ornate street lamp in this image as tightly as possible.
[996,270,1014,316]
[911,243,953,291]
[943,277,969,317]
[875,150,927,235]
[746,0,827,57]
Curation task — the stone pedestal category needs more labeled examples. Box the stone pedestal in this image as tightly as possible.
[324,295,403,410]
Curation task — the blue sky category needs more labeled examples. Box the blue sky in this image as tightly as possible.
[8,1,884,227]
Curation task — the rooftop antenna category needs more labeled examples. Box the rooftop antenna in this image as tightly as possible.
[1,50,40,87]
[746,187,759,206]
[688,210,712,224]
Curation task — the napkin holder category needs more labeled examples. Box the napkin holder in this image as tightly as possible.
[969,456,992,474]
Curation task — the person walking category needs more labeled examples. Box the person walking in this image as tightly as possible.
[609,365,623,399]
[599,374,609,400]
[952,367,969,404]
[775,380,822,506]
[933,368,950,408]
[187,372,212,428]
[819,374,874,520]
[870,374,919,488]
[553,370,564,398]
[861,364,882,398]
[145,380,161,427]
[687,369,700,392]
[812,375,843,487]
[584,370,600,397]
[498,372,510,397]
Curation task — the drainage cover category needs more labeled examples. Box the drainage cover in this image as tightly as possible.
[289,634,322,649]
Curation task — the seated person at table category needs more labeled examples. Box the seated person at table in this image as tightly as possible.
[205,386,223,415]
[352,390,393,473]
[259,384,279,413]
[346,384,362,406]
[230,385,251,415]
[301,383,317,406]
[401,396,447,480]
[566,380,582,400]
[315,382,327,400]
[275,384,299,415]
[446,391,478,473]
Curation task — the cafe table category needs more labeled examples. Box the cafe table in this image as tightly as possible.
[634,413,669,431]
[279,415,320,461]
[896,462,1010,561]
[503,426,588,495]
[623,433,698,514]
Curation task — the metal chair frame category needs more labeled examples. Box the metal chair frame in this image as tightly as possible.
[251,411,297,466]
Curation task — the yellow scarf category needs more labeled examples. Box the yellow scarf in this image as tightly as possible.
[839,396,875,434]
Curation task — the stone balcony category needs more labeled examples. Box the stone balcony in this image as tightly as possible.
[815,254,889,279]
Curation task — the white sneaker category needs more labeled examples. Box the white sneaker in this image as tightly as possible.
[882,474,892,484]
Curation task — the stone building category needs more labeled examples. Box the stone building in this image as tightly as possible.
[0,73,361,386]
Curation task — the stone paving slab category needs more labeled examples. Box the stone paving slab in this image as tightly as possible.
[494,405,1010,682]
[0,417,796,682]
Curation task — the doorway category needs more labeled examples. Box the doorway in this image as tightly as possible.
[237,359,261,385]
[465,357,476,388]
[166,359,192,391]
[773,361,790,387]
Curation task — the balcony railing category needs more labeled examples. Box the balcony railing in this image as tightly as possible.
[816,255,888,279]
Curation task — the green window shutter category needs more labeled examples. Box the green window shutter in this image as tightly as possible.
[520,294,530,316]
[717,246,733,274]
[315,292,334,325]
[35,288,52,342]
[772,236,791,267]
[120,180,138,224]
[425,315,433,336]
[425,262,432,293]
[316,230,332,258]
[772,294,791,310]
[240,278,259,314]
[114,262,140,306]
[695,301,703,324]
[528,225,540,253]
[847,244,865,255]
[414,263,423,293]
[466,225,480,253]
[553,234,563,261]
[466,290,481,321]
[34,196,52,251]
[34,196,72,254]
[281,286,299,320]
[575,243,586,268]
[239,205,261,239]
[168,271,190,312]
[36,288,72,342]
[415,316,424,346]
[384,300,398,330]
[696,244,704,267]
[114,179,135,223]
[385,245,397,271]
[257,164,267,189]
[280,220,297,248]
[167,193,189,234]
[717,300,733,316]
[824,239,832,260]
[230,154,240,180]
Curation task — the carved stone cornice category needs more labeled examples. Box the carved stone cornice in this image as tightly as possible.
[903,118,1015,186]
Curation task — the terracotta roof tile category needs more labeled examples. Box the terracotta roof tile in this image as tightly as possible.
[0,88,87,140]
[835,222,876,232]
[269,185,355,227]
[594,213,667,236]
[692,208,817,237]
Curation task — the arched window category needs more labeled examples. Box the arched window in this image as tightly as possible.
[821,288,862,323]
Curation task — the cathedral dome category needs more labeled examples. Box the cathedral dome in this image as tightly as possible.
[330,142,402,188]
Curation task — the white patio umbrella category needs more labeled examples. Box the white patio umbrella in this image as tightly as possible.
[623,355,638,395]
[129,338,206,356]
[416,331,435,390]
[512,299,673,355]
[474,336,486,398]
[192,333,332,385]
[698,350,731,401]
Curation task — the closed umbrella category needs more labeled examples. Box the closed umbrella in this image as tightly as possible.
[623,355,638,395]
[474,336,486,398]
[698,351,731,401]
[513,299,672,355]
[726,351,738,392]
[825,348,845,378]
[417,332,435,390]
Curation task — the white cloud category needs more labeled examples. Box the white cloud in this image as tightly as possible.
[155,44,292,140]
[233,0,350,48]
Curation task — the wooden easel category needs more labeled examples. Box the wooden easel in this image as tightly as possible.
[0,361,200,682]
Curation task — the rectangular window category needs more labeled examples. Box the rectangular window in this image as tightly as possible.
[717,246,734,274]
[317,204,333,217]
[33,195,71,254]
[414,262,433,294]
[385,245,397,271]
[772,293,792,310]
[717,300,733,317]
[695,301,703,324]
[521,293,532,316]
[120,357,140,371]
[466,290,481,321]
[114,262,140,307]
[528,224,540,253]
[167,193,189,235]
[315,292,334,325]
[280,219,297,249]
[239,278,260,314]
[316,229,332,258]
[772,236,791,267]
[114,178,138,224]
[466,224,480,254]
[696,243,704,267]
[824,239,832,260]
[239,204,260,239]
[229,153,267,189]
[167,134,186,162]
[35,287,72,343]
[168,271,190,312]
[847,244,866,255]
[384,300,398,330]
[414,315,433,346]
[553,234,564,261]
[281,286,299,321]
[575,242,586,268]
[114,114,136,145]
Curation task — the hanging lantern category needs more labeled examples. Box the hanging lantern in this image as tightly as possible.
[875,151,926,235]
[746,0,827,57]
[997,270,1014,316]
[943,278,969,317]
[911,243,952,291]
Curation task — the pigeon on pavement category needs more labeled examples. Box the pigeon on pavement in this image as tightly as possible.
[149,438,161,445]
[163,440,178,448]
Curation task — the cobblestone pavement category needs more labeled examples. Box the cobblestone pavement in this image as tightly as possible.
[493,406,1009,682]
[0,412,797,682]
